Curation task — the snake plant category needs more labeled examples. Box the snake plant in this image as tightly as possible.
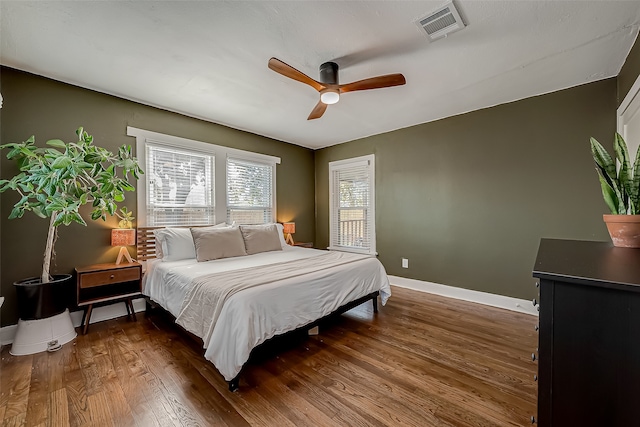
[590,133,640,215]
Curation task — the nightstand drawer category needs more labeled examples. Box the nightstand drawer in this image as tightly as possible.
[79,267,140,289]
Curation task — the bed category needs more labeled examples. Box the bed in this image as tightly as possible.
[138,223,391,391]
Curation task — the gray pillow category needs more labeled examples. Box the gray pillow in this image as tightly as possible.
[190,226,247,262]
[240,224,283,255]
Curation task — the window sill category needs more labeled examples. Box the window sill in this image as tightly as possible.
[327,246,377,256]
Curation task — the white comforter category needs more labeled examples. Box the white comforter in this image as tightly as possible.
[143,246,391,381]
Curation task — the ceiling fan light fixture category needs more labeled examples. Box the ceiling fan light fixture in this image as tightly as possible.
[320,90,340,105]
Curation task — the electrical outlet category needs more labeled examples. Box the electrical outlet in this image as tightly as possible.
[402,258,409,268]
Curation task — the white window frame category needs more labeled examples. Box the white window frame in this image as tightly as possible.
[127,126,280,226]
[328,154,376,255]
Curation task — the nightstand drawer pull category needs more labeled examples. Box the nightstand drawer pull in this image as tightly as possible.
[80,267,141,288]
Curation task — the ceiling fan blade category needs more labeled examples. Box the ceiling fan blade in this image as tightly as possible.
[339,73,406,93]
[307,101,328,120]
[268,58,326,92]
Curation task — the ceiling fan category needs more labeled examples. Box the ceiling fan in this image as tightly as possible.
[268,57,406,120]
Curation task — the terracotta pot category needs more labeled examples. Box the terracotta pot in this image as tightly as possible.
[603,214,640,248]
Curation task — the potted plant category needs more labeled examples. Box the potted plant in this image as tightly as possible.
[0,127,142,353]
[590,132,640,248]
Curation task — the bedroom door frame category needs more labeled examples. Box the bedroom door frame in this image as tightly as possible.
[618,74,640,159]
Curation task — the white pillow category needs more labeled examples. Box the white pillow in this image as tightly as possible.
[155,235,165,259]
[153,228,195,262]
[275,223,288,248]
[153,222,231,261]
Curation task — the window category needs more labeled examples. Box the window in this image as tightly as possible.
[227,157,274,224]
[146,143,214,226]
[128,127,279,227]
[329,154,376,255]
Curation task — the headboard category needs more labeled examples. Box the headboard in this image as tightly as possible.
[136,225,214,261]
[136,227,161,261]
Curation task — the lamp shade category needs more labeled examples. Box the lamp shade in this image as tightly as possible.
[111,229,135,246]
[283,222,295,234]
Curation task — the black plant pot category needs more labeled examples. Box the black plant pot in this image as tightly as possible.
[14,274,73,320]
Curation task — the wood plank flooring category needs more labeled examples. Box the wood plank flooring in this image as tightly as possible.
[0,286,538,426]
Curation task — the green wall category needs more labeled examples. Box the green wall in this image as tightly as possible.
[315,79,616,300]
[0,67,315,327]
[0,52,630,327]
[618,33,640,105]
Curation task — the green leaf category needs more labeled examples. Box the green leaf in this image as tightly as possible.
[592,136,627,213]
[614,133,632,200]
[9,206,23,219]
[91,209,103,221]
[102,182,114,194]
[591,137,617,182]
[121,181,135,192]
[84,153,102,164]
[595,161,625,212]
[114,192,124,202]
[15,195,29,207]
[597,170,619,214]
[51,156,72,169]
[46,139,67,149]
[32,206,47,218]
[70,212,87,227]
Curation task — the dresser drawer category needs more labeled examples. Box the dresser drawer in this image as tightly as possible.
[79,267,140,289]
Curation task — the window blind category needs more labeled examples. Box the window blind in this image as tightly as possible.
[146,144,215,226]
[226,157,274,224]
[329,156,375,254]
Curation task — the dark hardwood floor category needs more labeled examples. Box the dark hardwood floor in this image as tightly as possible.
[0,286,537,426]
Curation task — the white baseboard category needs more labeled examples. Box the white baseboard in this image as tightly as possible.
[389,275,538,316]
[0,299,146,346]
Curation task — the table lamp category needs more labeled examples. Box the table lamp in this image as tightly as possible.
[283,222,295,245]
[111,229,135,264]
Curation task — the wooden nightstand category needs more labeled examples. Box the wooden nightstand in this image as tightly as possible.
[76,262,142,334]
[293,242,313,248]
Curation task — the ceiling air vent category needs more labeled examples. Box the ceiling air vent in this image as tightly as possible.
[415,1,465,41]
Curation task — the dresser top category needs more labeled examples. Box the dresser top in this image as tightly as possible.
[533,239,640,290]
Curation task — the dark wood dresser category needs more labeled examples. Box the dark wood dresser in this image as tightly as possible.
[532,239,640,426]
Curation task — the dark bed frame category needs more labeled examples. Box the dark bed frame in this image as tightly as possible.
[137,226,380,392]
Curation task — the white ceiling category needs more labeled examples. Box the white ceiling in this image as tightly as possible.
[1,1,639,149]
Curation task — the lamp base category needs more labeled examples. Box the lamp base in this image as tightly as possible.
[285,233,295,246]
[116,246,134,265]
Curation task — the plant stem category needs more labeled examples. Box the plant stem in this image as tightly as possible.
[41,212,58,283]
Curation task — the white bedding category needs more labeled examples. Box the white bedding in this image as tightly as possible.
[143,246,391,381]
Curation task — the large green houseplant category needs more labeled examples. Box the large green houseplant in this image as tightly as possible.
[590,132,640,247]
[0,127,143,288]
